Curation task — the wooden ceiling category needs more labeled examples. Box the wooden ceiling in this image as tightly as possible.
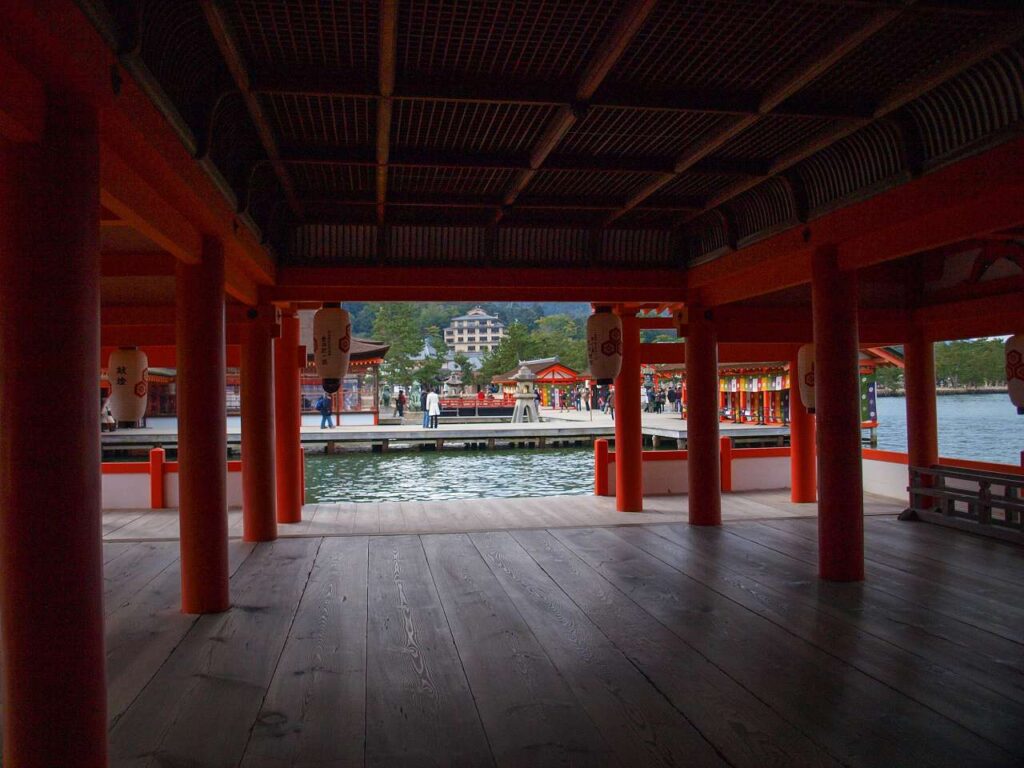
[83,1,1024,268]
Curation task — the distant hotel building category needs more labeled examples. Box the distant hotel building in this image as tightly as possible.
[444,306,506,354]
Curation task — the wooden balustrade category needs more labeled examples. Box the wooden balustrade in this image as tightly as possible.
[907,465,1024,543]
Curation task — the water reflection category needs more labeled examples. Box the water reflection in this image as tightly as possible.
[305,447,593,503]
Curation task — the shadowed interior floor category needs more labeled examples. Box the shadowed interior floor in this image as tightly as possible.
[101,490,902,540]
[87,509,1024,766]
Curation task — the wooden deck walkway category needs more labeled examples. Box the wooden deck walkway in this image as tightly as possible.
[102,490,902,540]
[84,507,1024,766]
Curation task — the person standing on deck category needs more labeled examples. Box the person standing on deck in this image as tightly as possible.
[421,388,430,428]
[426,387,441,429]
[396,389,406,418]
[607,388,615,420]
[315,393,333,429]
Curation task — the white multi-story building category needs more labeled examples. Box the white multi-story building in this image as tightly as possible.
[443,306,506,354]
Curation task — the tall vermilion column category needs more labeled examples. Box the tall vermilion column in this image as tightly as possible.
[176,237,230,613]
[789,357,817,503]
[904,327,938,508]
[614,313,643,511]
[241,307,278,541]
[275,312,303,523]
[686,306,721,525]
[811,246,864,581]
[0,94,108,766]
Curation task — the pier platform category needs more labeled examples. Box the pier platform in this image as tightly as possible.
[101,407,790,451]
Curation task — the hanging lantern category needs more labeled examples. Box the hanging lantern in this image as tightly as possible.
[587,307,623,385]
[1006,334,1024,415]
[797,343,815,414]
[313,303,351,393]
[108,347,149,423]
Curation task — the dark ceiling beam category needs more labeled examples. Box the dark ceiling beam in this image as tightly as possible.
[493,0,658,224]
[300,196,700,212]
[199,0,301,218]
[252,69,869,121]
[692,14,1024,220]
[605,4,909,225]
[376,0,397,225]
[280,147,770,177]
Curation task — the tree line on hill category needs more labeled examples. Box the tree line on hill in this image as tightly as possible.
[875,338,1009,391]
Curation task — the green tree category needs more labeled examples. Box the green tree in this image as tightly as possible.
[372,303,422,388]
[478,321,537,382]
[530,314,587,371]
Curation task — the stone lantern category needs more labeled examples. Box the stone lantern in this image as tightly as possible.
[511,364,538,423]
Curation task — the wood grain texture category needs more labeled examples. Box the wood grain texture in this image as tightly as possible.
[470,530,729,767]
[365,534,492,767]
[242,536,369,767]
[109,538,320,766]
[421,532,617,766]
[552,526,1019,768]
[510,528,840,768]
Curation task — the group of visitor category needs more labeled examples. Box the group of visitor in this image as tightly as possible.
[642,385,684,413]
[420,387,441,428]
[550,385,592,413]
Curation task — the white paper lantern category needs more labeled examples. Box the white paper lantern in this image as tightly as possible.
[108,347,149,422]
[313,304,351,393]
[1005,334,1024,415]
[587,308,623,385]
[797,343,816,414]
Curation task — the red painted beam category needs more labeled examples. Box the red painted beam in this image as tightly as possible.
[690,136,1024,307]
[0,2,275,290]
[0,46,44,142]
[267,266,688,303]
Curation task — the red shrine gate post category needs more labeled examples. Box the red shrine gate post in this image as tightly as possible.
[686,306,722,525]
[241,305,279,541]
[789,356,817,503]
[811,246,864,581]
[275,311,304,524]
[0,94,109,766]
[176,237,230,612]
[904,326,938,506]
[614,311,643,512]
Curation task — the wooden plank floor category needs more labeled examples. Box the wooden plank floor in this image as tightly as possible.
[84,513,1024,767]
[101,490,901,541]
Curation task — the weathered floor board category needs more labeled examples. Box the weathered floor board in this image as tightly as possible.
[61,509,1021,767]
[422,532,619,766]
[241,537,369,768]
[364,535,492,766]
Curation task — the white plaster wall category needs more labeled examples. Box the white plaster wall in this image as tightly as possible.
[732,457,790,491]
[164,472,180,508]
[101,474,150,509]
[606,459,689,496]
[162,471,243,509]
[862,458,908,500]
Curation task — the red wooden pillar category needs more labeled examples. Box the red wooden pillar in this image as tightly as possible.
[811,246,864,581]
[614,313,643,511]
[687,306,721,526]
[0,94,108,766]
[789,357,817,503]
[904,326,938,508]
[241,306,278,541]
[176,237,230,612]
[275,311,303,523]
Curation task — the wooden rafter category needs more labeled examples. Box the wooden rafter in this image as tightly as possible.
[494,0,658,224]
[199,0,301,218]
[253,70,871,121]
[281,148,769,178]
[604,4,909,225]
[683,11,1024,226]
[376,0,397,225]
